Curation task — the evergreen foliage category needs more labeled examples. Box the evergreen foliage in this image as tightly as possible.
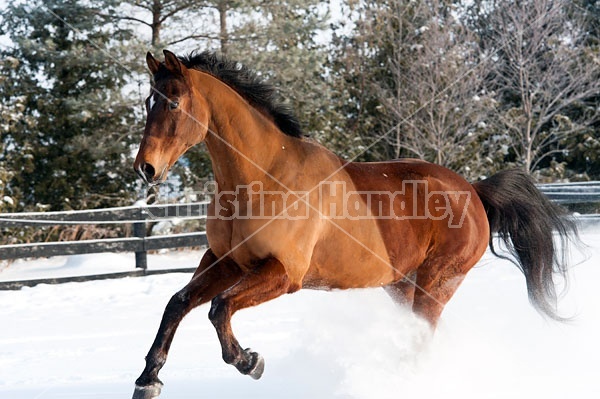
[0,0,142,211]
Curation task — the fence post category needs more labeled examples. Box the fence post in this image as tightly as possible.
[133,207,147,270]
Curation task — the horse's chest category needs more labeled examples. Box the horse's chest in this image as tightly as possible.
[206,216,282,266]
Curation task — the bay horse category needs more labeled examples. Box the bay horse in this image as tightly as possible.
[131,50,575,399]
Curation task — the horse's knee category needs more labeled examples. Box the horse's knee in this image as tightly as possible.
[170,289,190,308]
[164,290,190,319]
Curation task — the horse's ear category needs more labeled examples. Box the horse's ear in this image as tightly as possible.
[146,52,160,75]
[163,49,184,76]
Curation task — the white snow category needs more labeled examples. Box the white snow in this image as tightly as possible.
[1,229,599,399]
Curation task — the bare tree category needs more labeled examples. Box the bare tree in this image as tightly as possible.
[485,0,600,173]
[356,0,495,178]
[108,0,228,51]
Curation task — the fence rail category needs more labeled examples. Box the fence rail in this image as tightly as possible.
[538,182,600,204]
[1,182,599,290]
[0,202,210,289]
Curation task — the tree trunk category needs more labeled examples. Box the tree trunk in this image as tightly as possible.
[151,0,162,47]
[218,0,229,55]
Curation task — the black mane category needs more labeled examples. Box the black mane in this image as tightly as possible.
[176,51,303,138]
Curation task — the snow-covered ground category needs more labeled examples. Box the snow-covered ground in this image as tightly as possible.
[1,229,599,399]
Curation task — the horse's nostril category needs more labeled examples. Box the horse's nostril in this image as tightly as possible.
[143,163,156,181]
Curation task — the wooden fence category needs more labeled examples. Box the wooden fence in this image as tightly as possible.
[1,181,599,290]
[0,202,210,289]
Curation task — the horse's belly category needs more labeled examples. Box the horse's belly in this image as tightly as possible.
[303,257,396,290]
[303,230,398,289]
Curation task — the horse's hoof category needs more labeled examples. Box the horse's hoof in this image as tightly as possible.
[243,348,265,380]
[248,353,265,380]
[132,382,163,399]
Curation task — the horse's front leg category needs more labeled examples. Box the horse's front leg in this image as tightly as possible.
[132,249,244,399]
[208,257,296,379]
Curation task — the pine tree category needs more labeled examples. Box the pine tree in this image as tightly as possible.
[230,1,332,140]
[0,0,141,211]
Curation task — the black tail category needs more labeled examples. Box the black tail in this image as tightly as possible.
[473,169,577,320]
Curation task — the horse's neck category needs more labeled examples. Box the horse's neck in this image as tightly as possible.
[195,72,298,192]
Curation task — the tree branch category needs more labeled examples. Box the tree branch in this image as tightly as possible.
[167,33,220,46]
[159,3,212,24]
[123,16,153,27]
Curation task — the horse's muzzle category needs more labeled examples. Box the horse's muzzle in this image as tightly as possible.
[135,162,166,186]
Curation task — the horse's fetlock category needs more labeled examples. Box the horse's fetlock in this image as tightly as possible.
[135,372,163,388]
[222,350,238,365]
[221,343,242,365]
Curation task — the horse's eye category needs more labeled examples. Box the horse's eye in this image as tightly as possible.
[169,100,179,110]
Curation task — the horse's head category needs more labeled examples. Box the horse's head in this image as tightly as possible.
[134,50,209,185]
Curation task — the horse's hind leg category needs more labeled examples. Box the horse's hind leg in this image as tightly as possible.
[133,249,244,399]
[411,258,469,329]
[209,257,295,379]
[384,270,417,307]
